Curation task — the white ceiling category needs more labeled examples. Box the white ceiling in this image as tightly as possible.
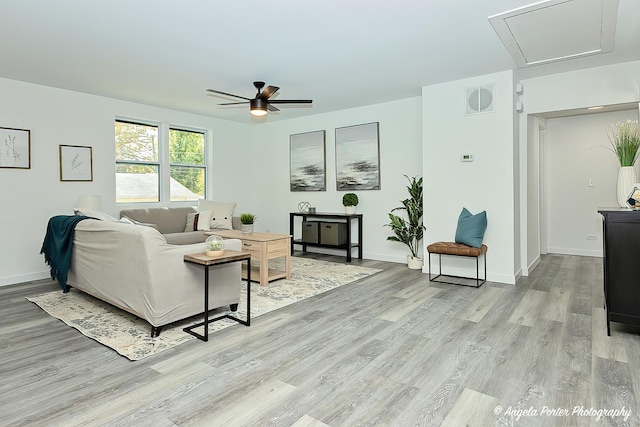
[1,0,639,123]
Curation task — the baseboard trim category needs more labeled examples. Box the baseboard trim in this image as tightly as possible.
[547,247,602,258]
[526,256,541,275]
[0,270,50,287]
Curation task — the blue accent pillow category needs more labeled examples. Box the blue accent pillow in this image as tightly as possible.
[455,208,487,248]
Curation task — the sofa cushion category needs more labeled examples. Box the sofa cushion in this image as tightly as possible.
[164,231,208,245]
[120,207,196,234]
[198,200,236,230]
[120,215,160,230]
[184,210,212,231]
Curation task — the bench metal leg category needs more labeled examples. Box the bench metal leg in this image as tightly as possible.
[428,252,486,288]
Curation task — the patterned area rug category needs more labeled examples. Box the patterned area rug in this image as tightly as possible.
[27,257,380,361]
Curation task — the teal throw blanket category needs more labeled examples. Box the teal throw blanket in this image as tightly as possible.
[40,215,92,292]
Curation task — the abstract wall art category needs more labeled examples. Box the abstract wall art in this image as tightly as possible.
[335,122,380,191]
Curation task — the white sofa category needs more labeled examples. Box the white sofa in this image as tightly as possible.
[67,218,243,336]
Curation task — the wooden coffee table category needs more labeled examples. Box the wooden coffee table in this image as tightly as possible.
[207,230,291,286]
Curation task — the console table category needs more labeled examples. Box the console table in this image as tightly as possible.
[289,212,362,262]
[599,208,640,335]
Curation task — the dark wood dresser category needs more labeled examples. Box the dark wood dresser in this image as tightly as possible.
[598,208,640,335]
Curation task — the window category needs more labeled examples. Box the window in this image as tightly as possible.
[115,120,159,203]
[169,128,206,201]
[115,120,207,203]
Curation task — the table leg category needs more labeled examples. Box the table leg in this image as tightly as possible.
[285,238,291,279]
[203,264,209,341]
[246,259,251,326]
[259,242,268,286]
[289,213,295,255]
[346,217,352,262]
[358,216,363,259]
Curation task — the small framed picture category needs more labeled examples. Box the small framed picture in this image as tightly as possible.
[627,186,640,210]
[59,145,93,181]
[0,127,31,169]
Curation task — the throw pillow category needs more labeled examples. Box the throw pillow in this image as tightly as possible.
[119,216,160,230]
[184,210,213,232]
[454,207,487,248]
[198,200,236,230]
[73,208,119,222]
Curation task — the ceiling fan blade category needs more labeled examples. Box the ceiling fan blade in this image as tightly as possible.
[207,89,251,101]
[218,102,249,105]
[267,104,280,112]
[258,85,280,100]
[268,99,313,104]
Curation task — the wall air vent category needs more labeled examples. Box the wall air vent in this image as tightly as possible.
[466,84,494,115]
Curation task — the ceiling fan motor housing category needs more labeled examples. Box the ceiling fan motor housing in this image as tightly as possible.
[250,98,267,110]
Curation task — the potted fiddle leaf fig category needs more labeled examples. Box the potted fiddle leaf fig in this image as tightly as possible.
[385,175,425,269]
[342,193,359,214]
[240,213,257,234]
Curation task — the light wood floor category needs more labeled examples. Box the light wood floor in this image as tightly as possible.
[1,253,639,426]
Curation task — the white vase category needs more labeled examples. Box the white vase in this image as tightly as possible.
[407,255,423,270]
[241,224,254,234]
[617,166,637,208]
[345,206,356,215]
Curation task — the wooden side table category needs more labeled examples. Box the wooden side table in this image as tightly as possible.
[207,230,291,287]
[183,250,251,342]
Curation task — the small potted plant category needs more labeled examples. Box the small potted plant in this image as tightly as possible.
[342,193,359,215]
[385,175,425,269]
[240,213,257,234]
[205,235,225,257]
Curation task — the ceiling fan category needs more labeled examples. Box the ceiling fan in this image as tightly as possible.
[207,81,312,116]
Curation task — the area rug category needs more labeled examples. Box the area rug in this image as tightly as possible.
[26,257,380,361]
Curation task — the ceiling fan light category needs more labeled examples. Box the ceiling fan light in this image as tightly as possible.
[250,98,268,116]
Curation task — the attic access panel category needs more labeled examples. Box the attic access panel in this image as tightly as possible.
[489,0,618,68]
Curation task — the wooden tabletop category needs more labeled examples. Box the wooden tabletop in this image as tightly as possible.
[184,250,250,266]
[206,229,291,242]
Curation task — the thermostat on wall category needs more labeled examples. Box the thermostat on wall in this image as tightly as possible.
[460,153,474,162]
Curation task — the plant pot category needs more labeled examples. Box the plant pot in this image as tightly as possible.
[617,166,637,208]
[345,205,356,215]
[242,224,254,234]
[407,255,423,270]
[205,250,224,257]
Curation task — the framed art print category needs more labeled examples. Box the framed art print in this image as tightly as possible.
[290,130,326,191]
[0,127,30,169]
[59,145,93,181]
[335,122,380,190]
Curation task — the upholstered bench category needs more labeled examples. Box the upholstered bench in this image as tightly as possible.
[427,241,488,288]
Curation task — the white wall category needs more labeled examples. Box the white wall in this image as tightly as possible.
[0,77,250,286]
[545,109,638,257]
[240,97,423,263]
[519,60,640,271]
[423,70,518,284]
[0,77,422,286]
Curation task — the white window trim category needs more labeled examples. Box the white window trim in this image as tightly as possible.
[115,117,210,206]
